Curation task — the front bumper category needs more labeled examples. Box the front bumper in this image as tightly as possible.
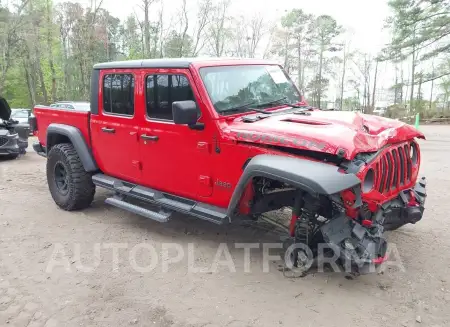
[0,133,21,156]
[382,176,427,230]
[320,177,427,275]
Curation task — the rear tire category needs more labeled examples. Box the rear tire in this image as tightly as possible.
[47,143,95,211]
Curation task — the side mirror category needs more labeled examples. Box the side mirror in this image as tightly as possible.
[172,100,198,126]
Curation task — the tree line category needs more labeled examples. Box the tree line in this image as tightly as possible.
[1,0,449,117]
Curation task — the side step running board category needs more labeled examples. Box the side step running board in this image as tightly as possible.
[92,173,229,225]
[106,197,172,223]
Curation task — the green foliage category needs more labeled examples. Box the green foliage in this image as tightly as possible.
[3,66,30,107]
[341,96,360,111]
[384,0,450,62]
[164,31,193,58]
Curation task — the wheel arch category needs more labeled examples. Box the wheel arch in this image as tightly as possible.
[46,124,98,172]
[227,154,361,218]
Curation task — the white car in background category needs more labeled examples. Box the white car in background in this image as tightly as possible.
[10,108,32,124]
[50,101,91,111]
[373,107,387,116]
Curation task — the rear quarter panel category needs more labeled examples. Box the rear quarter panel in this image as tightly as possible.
[33,106,91,147]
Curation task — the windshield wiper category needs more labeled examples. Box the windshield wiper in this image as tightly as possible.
[220,97,313,115]
[228,97,290,115]
[275,102,314,110]
[220,101,274,114]
[256,97,314,112]
[253,97,288,108]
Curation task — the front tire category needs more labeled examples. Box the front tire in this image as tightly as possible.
[47,143,95,211]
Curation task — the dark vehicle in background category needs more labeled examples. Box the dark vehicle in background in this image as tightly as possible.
[11,108,33,135]
[0,98,30,159]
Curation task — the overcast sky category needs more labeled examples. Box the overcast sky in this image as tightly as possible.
[71,0,392,55]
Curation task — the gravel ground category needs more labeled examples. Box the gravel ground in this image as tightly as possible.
[1,125,450,327]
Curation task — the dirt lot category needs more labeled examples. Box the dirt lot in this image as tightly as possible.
[1,125,450,327]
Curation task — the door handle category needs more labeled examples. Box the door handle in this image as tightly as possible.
[101,127,115,134]
[141,134,159,141]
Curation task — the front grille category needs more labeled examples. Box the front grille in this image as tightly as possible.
[0,137,8,147]
[375,143,413,194]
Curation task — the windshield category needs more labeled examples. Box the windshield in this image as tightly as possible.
[199,65,301,115]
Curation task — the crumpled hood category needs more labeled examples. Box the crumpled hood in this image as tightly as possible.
[0,97,11,121]
[224,111,425,160]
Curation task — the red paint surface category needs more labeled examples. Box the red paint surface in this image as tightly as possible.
[33,59,424,210]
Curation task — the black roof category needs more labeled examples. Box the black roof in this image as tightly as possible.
[93,57,276,70]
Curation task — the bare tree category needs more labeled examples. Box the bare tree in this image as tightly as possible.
[371,59,379,112]
[309,15,342,108]
[262,22,277,59]
[230,16,248,57]
[229,13,266,58]
[352,52,373,113]
[158,3,164,57]
[191,0,212,56]
[139,0,156,58]
[245,13,265,58]
[339,38,352,110]
[179,0,189,56]
[429,60,435,110]
[207,0,231,57]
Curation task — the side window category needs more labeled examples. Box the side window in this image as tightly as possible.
[146,74,195,120]
[103,74,135,116]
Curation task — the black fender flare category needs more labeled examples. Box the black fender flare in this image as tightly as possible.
[227,154,361,217]
[46,124,98,172]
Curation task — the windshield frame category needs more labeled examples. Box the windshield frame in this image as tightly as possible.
[198,64,303,118]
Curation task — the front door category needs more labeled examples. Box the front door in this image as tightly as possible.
[138,69,213,200]
[90,71,142,183]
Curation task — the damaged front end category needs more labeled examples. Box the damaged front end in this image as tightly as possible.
[282,177,427,277]
[280,141,427,277]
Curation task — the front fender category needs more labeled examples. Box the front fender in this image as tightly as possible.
[47,124,98,172]
[227,154,361,217]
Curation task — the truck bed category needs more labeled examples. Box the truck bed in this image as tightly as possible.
[33,106,91,147]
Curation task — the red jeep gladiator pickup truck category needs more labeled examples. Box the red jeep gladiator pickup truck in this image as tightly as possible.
[31,58,427,276]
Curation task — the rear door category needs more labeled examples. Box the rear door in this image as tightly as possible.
[90,71,142,182]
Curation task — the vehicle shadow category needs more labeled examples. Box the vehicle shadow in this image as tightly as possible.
[79,189,385,283]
